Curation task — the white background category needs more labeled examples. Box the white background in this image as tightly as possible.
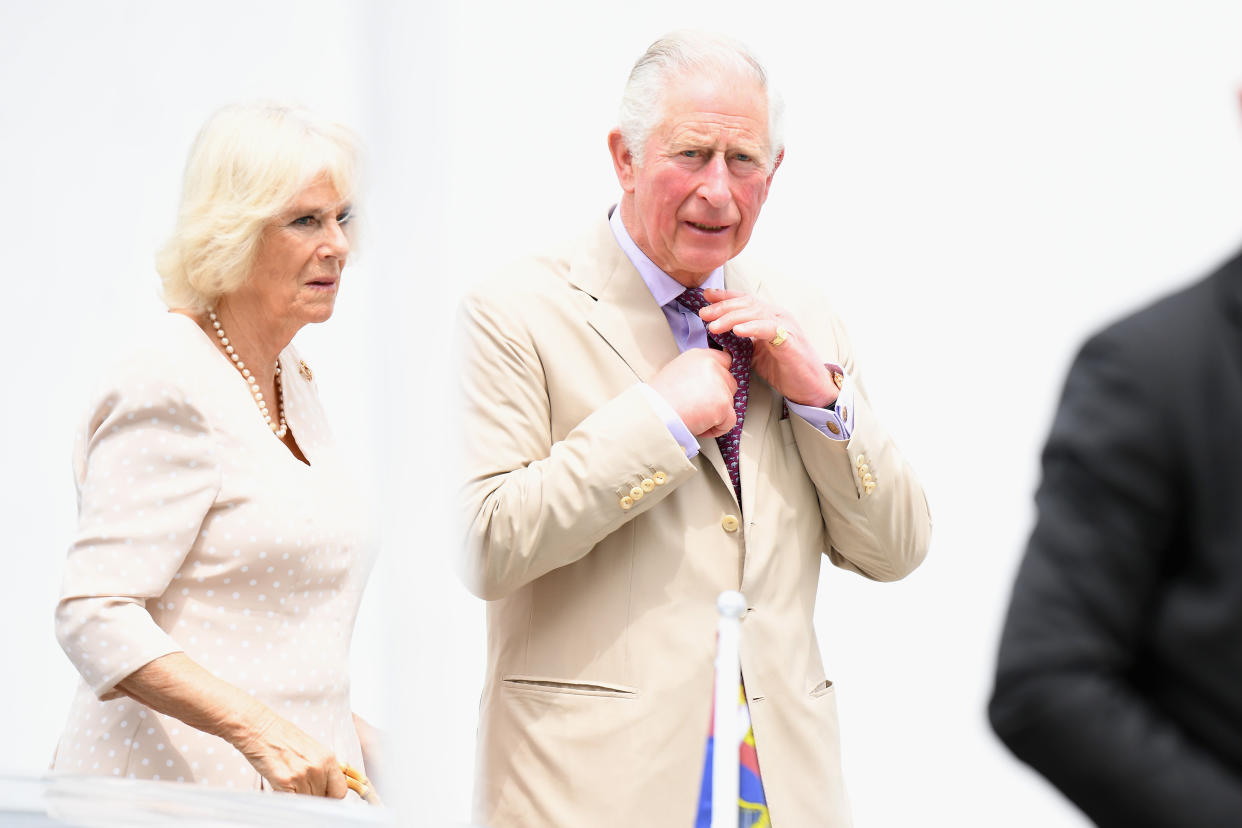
[4,2,1242,825]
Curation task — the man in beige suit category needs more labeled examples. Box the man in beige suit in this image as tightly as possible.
[458,31,930,827]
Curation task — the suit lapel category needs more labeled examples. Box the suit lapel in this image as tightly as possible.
[572,221,680,384]
[570,219,737,497]
[695,433,733,500]
[567,220,782,508]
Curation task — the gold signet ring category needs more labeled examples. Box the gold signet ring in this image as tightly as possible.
[770,326,792,347]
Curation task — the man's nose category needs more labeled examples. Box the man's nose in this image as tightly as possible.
[696,155,731,207]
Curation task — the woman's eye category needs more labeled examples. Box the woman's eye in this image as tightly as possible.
[337,210,353,225]
[292,215,316,227]
[681,150,700,158]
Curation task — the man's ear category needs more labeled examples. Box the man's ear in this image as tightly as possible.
[608,129,637,192]
[767,148,785,186]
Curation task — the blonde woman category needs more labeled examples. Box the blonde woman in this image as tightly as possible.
[52,103,376,800]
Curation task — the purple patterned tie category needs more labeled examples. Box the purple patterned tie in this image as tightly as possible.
[675,288,753,504]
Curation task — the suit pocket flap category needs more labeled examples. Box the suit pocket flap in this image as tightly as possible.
[502,675,638,698]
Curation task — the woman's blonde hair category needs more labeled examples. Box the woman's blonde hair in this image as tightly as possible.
[156,102,359,310]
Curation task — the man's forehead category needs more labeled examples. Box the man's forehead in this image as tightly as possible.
[667,119,765,142]
[656,71,769,145]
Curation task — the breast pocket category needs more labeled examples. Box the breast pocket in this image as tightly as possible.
[809,678,835,698]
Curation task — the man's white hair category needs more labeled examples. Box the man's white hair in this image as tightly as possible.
[617,30,785,171]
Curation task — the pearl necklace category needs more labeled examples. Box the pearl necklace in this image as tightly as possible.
[208,309,288,438]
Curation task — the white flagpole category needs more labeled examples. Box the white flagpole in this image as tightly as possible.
[712,590,746,828]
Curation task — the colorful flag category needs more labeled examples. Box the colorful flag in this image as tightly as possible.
[695,683,771,827]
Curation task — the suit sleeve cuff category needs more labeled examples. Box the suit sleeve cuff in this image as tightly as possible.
[786,384,856,441]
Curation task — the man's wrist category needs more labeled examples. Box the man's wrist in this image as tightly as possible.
[785,366,853,441]
[787,364,844,409]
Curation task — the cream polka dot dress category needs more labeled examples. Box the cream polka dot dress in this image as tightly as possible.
[52,313,375,791]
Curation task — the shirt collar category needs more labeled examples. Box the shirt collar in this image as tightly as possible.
[608,203,724,307]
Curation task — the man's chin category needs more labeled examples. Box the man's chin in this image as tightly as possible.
[671,245,735,277]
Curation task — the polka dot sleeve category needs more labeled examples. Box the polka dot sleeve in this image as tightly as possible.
[55,380,222,698]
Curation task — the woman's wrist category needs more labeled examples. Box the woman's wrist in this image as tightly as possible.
[223,695,279,753]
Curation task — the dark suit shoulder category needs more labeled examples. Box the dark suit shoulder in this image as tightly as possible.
[991,247,1242,825]
[1084,250,1242,372]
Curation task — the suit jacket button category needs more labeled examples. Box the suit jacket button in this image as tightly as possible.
[620,495,634,510]
[721,514,740,533]
[653,471,668,485]
[641,478,655,492]
[630,486,644,501]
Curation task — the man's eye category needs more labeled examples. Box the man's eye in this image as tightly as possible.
[735,154,751,162]
[681,150,700,158]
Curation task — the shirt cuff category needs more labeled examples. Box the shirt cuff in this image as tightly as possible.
[638,383,700,458]
[786,384,855,441]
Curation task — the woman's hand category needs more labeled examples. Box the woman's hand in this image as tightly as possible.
[235,706,348,797]
[113,652,348,798]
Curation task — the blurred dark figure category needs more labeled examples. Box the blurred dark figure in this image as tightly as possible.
[989,191,1242,821]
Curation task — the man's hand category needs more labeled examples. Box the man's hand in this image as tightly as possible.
[650,348,738,438]
[699,288,838,408]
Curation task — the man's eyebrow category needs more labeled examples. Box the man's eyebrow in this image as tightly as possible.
[730,145,767,159]
[666,136,711,151]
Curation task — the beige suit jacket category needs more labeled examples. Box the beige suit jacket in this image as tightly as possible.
[458,213,931,827]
